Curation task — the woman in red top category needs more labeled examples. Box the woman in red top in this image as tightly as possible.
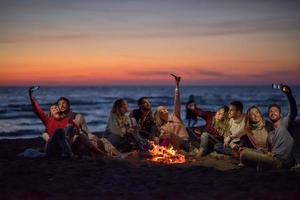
[29,88,77,158]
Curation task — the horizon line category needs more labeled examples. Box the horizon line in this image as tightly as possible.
[1,84,300,87]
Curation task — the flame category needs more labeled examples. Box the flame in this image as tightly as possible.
[147,141,186,164]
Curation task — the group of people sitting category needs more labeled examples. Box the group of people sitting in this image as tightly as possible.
[29,74,298,170]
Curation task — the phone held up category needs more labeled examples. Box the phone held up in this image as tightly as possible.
[30,86,40,93]
[272,83,287,92]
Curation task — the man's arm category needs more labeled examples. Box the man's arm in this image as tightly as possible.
[282,85,297,125]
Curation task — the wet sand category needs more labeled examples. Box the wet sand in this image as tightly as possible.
[1,121,300,199]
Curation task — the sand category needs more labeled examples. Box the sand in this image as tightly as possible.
[1,121,300,199]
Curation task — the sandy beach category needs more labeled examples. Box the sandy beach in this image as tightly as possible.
[2,0,300,198]
[1,121,300,199]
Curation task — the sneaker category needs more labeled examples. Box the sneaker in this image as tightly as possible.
[291,162,300,170]
[189,148,200,156]
[238,162,245,167]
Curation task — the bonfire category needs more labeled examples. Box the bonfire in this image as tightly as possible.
[147,141,186,164]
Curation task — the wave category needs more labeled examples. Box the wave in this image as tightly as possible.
[0,114,37,120]
[19,122,43,126]
[1,86,299,139]
[6,103,50,112]
[67,100,100,106]
[0,109,8,114]
[87,120,108,126]
[0,129,41,137]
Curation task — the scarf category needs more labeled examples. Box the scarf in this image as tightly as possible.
[250,120,265,131]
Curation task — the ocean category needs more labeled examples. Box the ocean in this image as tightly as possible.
[1,86,300,139]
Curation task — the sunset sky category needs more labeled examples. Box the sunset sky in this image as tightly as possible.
[1,0,300,86]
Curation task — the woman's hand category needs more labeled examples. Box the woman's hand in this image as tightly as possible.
[257,147,267,153]
[126,127,136,134]
[28,86,40,97]
[224,136,231,147]
[171,73,181,83]
[230,143,239,150]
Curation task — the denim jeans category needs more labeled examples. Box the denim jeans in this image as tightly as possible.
[107,132,148,152]
[198,132,224,154]
[186,128,200,148]
[214,142,233,155]
[240,148,282,169]
[45,127,74,158]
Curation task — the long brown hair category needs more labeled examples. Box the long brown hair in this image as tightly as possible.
[111,99,130,128]
[111,98,126,118]
[212,105,230,137]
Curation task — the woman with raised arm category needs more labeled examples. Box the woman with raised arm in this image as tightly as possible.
[240,85,298,169]
[153,74,190,151]
[29,87,106,158]
[29,87,77,158]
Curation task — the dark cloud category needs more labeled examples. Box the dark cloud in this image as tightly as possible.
[127,69,225,79]
[128,71,170,76]
[184,68,300,85]
[193,70,224,77]
[1,14,300,44]
[0,33,98,43]
[255,68,300,78]
[1,0,300,43]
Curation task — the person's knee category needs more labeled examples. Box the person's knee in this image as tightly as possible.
[201,132,209,140]
[53,128,66,140]
[64,124,74,132]
[65,124,75,139]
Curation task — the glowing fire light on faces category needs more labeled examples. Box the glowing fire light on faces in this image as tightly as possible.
[147,141,186,164]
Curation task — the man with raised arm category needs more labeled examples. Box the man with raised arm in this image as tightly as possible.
[267,85,298,168]
[240,84,298,169]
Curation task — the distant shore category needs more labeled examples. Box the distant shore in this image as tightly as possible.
[0,121,300,199]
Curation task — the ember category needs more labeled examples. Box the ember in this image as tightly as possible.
[147,141,186,164]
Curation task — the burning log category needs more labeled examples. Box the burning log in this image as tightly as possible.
[147,141,186,164]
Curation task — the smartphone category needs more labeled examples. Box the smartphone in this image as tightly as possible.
[272,83,282,90]
[30,86,40,92]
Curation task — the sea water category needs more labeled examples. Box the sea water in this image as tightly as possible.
[0,86,299,139]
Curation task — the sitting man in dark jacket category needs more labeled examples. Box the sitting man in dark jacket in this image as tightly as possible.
[131,97,158,141]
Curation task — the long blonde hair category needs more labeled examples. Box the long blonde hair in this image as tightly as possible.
[153,106,167,127]
[48,104,58,117]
